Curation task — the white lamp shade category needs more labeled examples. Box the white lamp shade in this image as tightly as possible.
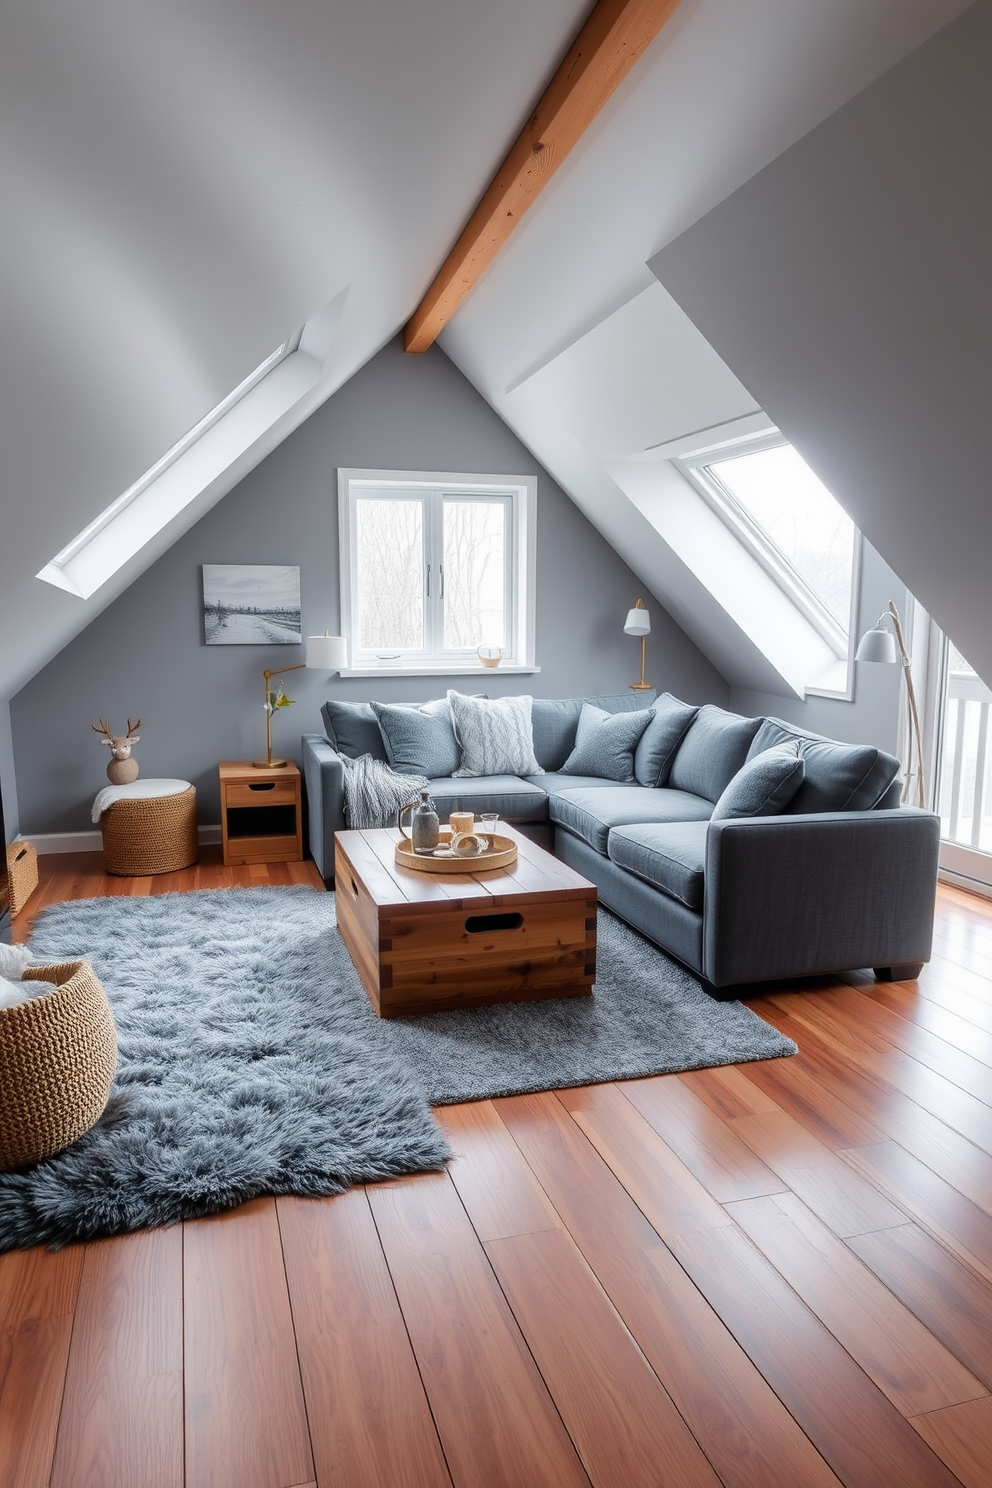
[624,607,651,637]
[855,627,898,664]
[305,633,348,671]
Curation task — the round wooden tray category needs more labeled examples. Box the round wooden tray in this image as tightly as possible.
[395,832,517,874]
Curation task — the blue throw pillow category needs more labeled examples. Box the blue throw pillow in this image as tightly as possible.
[371,698,461,777]
[321,699,389,761]
[710,744,806,821]
[634,694,700,788]
[560,703,653,783]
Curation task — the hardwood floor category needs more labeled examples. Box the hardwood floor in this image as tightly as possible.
[3,850,992,1486]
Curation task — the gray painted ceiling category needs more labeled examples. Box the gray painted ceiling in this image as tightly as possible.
[0,0,973,701]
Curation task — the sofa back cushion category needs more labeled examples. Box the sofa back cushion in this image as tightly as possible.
[634,694,699,788]
[560,703,653,783]
[668,704,762,803]
[370,698,461,777]
[321,700,388,761]
[710,743,806,821]
[531,691,657,771]
[747,717,900,813]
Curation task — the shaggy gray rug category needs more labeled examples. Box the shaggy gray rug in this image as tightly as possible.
[0,887,795,1249]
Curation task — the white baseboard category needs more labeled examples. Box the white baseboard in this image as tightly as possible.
[23,825,222,855]
[938,867,992,901]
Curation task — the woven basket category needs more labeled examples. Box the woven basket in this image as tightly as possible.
[101,785,198,876]
[6,839,39,913]
[0,960,117,1171]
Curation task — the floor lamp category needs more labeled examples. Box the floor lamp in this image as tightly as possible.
[855,600,925,808]
[255,632,348,768]
[624,599,652,691]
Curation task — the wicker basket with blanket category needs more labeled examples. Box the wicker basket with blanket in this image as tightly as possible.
[0,960,118,1171]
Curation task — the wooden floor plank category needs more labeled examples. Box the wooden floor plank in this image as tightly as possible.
[725,1107,909,1238]
[0,1246,84,1488]
[842,1140,992,1288]
[496,1091,845,1488]
[438,1100,562,1241]
[184,1198,315,1488]
[367,1171,592,1488]
[848,1223,992,1390]
[278,1191,452,1488]
[671,1223,964,1488]
[726,1192,987,1416]
[485,1226,722,1488]
[589,1074,789,1203]
[51,1229,184,1488]
[911,1396,992,1488]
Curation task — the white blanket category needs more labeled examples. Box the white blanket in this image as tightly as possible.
[92,778,191,824]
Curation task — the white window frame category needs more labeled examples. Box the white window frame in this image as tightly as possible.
[338,468,538,676]
[673,426,862,699]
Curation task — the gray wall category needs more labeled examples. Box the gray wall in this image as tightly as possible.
[651,0,992,687]
[0,700,17,842]
[11,337,727,833]
[730,540,906,755]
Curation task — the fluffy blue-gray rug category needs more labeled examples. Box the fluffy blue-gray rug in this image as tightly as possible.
[0,886,795,1250]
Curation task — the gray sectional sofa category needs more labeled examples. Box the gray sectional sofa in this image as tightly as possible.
[302,689,941,992]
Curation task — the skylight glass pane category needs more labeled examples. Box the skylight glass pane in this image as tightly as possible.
[356,498,424,650]
[443,499,506,649]
[707,445,855,631]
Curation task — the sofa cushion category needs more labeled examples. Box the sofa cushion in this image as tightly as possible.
[448,691,542,777]
[560,704,653,783]
[668,704,762,802]
[371,698,460,776]
[530,773,632,795]
[321,700,389,762]
[550,786,712,855]
[748,717,901,813]
[425,775,550,823]
[634,694,700,787]
[607,822,708,910]
[531,691,657,771]
[710,743,806,821]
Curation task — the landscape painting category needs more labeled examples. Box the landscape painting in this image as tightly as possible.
[203,564,302,645]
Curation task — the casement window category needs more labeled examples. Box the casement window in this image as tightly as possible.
[675,432,860,663]
[338,469,537,674]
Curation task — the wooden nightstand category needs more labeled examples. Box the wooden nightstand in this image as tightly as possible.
[219,761,302,865]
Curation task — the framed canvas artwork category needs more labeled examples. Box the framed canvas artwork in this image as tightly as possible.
[203,564,302,645]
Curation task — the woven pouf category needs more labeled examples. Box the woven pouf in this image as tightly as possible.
[0,960,118,1171]
[101,784,198,876]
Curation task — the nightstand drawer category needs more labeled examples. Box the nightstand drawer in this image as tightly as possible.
[224,780,298,809]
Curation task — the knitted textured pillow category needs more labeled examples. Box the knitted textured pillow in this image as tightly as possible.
[709,744,806,821]
[448,692,542,777]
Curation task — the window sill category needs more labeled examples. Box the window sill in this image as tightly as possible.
[340,663,541,679]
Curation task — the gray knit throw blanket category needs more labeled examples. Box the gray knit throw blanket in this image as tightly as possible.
[341,753,430,829]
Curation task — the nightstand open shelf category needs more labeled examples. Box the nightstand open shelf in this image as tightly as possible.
[219,761,302,865]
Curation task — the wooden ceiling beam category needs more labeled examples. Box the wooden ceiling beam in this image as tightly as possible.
[404,0,684,354]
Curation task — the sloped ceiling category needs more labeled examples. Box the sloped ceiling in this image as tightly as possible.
[0,0,974,702]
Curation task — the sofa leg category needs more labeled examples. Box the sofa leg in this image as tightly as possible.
[874,962,925,982]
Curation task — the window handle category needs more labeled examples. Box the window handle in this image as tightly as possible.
[426,564,430,598]
[440,563,444,598]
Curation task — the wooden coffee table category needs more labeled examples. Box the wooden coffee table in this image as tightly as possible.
[334,824,597,1017]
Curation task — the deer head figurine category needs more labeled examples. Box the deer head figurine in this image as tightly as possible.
[92,717,142,785]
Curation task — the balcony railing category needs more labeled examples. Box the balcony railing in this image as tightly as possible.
[937,669,992,851]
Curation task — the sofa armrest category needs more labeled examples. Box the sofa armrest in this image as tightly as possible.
[703,808,941,987]
[301,733,346,880]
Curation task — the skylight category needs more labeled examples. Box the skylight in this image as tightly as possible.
[677,436,857,657]
[36,333,306,600]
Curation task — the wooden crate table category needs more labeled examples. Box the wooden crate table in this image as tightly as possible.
[334,824,597,1017]
[219,760,302,866]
